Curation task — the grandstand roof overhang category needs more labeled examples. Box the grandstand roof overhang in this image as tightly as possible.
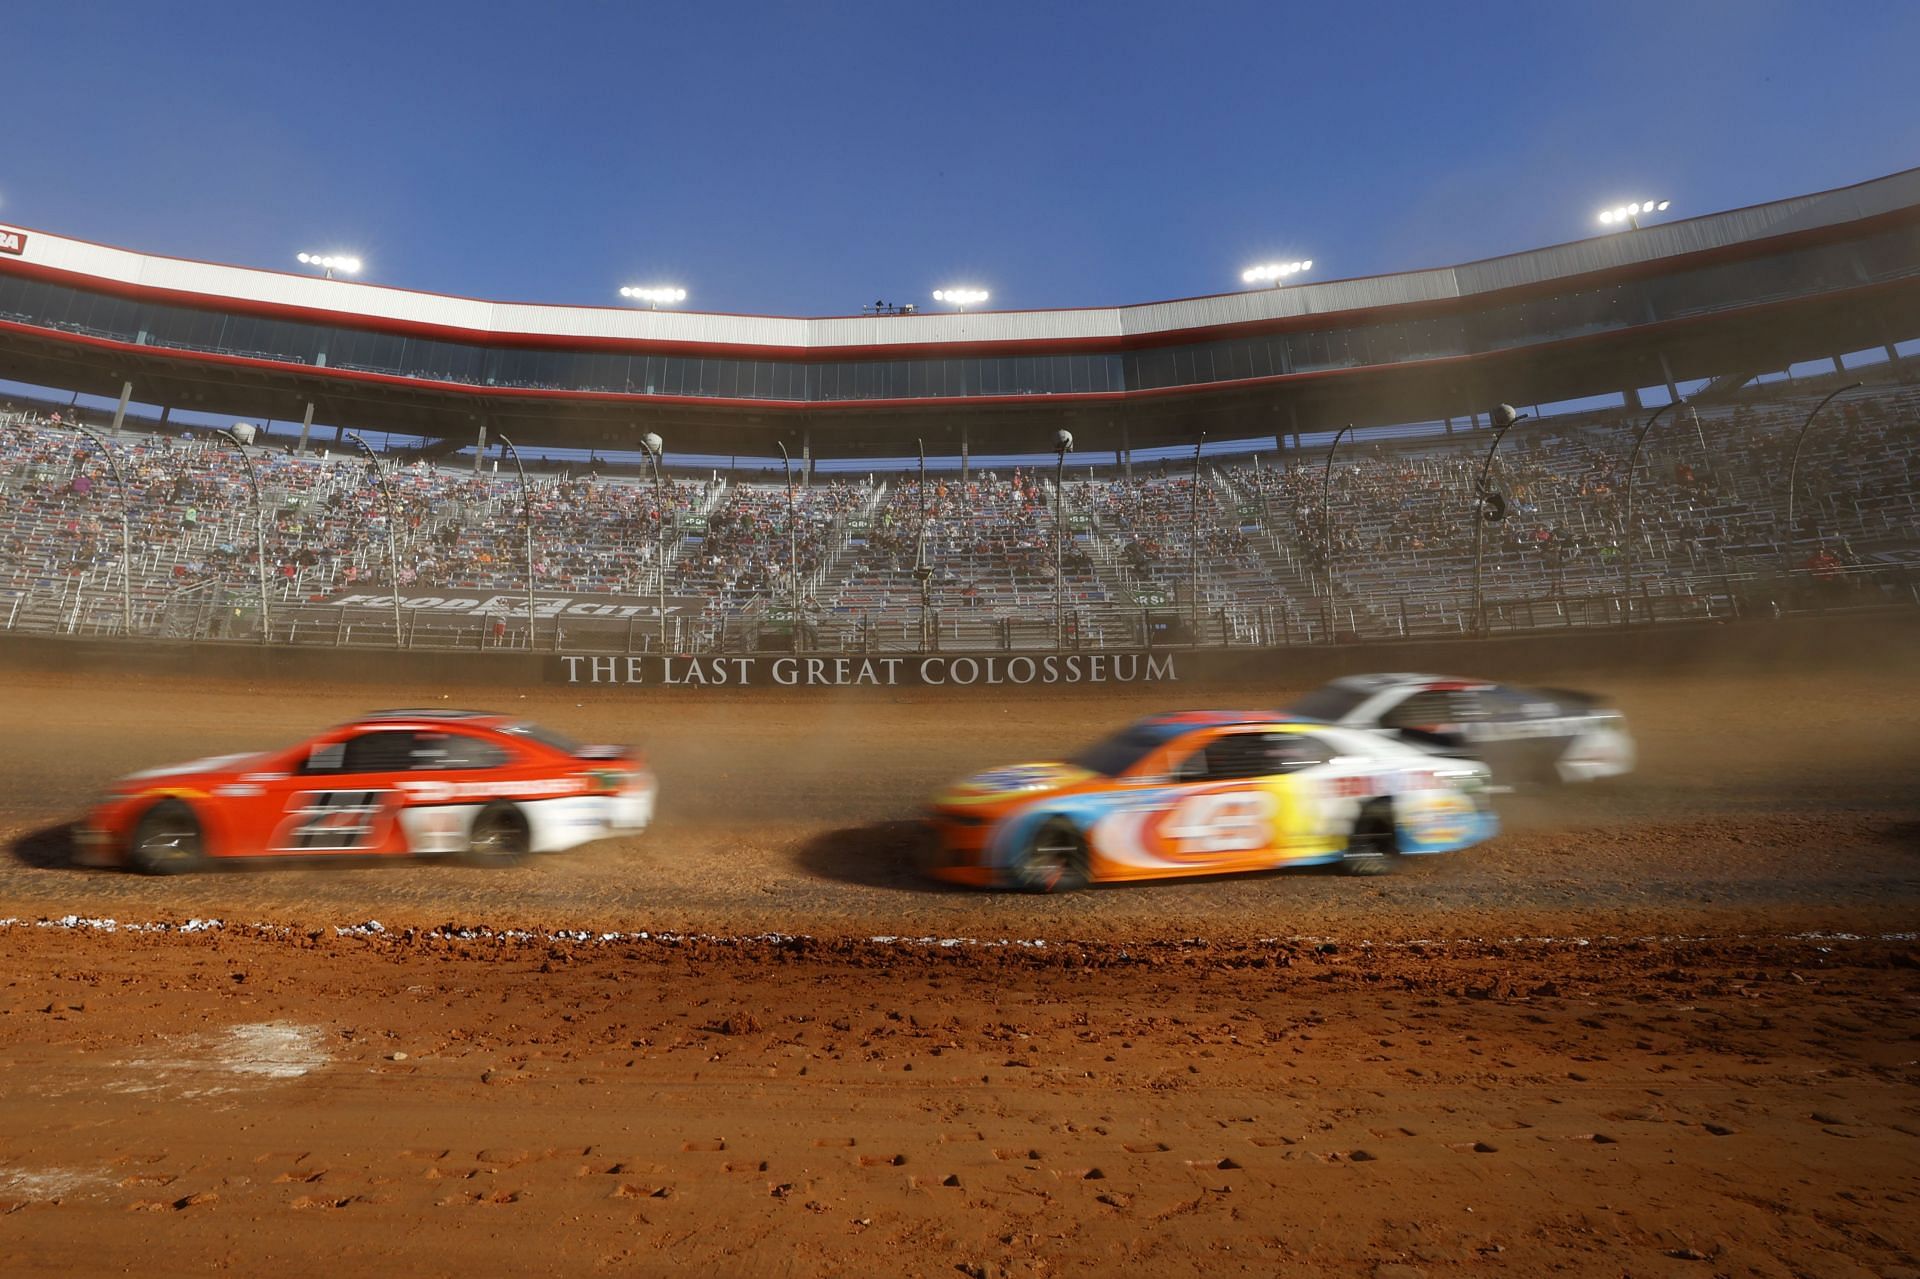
[2,169,1918,457]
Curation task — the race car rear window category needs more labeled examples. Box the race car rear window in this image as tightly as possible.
[1288,686,1369,721]
[501,721,582,756]
[1382,692,1458,729]
[413,732,510,771]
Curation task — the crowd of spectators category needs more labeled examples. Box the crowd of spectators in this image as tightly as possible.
[3,377,1914,638]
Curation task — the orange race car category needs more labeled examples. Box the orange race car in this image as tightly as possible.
[927,710,1495,891]
[74,709,655,874]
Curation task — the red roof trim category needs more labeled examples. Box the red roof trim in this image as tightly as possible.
[0,200,1913,362]
[0,274,1909,415]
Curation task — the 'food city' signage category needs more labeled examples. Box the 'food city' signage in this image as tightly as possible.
[553,652,1178,688]
[0,229,26,256]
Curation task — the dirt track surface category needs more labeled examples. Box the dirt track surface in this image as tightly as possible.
[1,644,1918,1274]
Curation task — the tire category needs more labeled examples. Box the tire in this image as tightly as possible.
[466,802,531,866]
[129,800,208,876]
[1012,817,1090,894]
[1341,801,1400,877]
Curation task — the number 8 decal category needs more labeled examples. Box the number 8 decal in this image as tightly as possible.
[1160,790,1275,856]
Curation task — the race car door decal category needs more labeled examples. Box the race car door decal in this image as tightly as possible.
[269,789,395,852]
[1157,788,1277,859]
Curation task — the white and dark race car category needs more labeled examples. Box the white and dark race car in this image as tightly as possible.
[1288,674,1635,786]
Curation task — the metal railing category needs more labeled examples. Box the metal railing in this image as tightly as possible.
[11,561,1910,655]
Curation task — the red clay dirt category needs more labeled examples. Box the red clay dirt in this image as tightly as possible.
[0,643,1916,1276]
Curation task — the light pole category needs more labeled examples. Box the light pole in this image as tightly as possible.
[68,424,134,637]
[777,441,801,652]
[1189,431,1206,641]
[1321,423,1354,606]
[1053,430,1073,649]
[1619,400,1682,626]
[933,288,989,312]
[1597,200,1672,232]
[618,286,688,310]
[1240,259,1313,287]
[343,432,405,648]
[495,433,538,649]
[913,439,934,651]
[1470,404,1529,636]
[1781,382,1863,579]
[641,432,669,653]
[216,427,272,643]
[295,252,361,280]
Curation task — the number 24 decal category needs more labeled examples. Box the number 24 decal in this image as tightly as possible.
[271,790,392,852]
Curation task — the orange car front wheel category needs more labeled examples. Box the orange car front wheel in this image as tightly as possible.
[1013,817,1090,894]
[129,800,208,876]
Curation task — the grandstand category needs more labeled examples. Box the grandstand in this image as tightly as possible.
[1,169,1917,653]
[3,372,1915,651]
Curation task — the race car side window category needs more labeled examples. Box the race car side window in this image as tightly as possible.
[1176,733,1280,782]
[302,730,424,775]
[1269,732,1336,772]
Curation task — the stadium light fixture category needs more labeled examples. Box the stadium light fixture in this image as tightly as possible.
[215,427,272,643]
[1053,430,1074,650]
[639,432,670,652]
[933,288,990,311]
[1241,259,1313,287]
[296,252,362,279]
[1596,200,1671,231]
[619,286,688,308]
[1469,404,1532,635]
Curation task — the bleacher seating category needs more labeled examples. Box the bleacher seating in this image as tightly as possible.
[1,373,1914,644]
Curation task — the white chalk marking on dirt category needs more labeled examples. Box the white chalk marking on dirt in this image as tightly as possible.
[220,1021,329,1079]
[0,1168,111,1201]
[116,1021,329,1094]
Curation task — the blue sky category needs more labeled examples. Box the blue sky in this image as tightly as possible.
[6,0,1917,318]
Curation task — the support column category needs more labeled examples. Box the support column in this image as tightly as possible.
[802,427,812,489]
[1444,416,1454,436]
[1885,342,1901,367]
[1120,421,1130,483]
[1658,350,1681,405]
[1625,386,1644,411]
[1831,356,1846,376]
[474,419,488,472]
[1288,402,1302,449]
[296,401,315,453]
[110,380,133,435]
[960,430,969,487]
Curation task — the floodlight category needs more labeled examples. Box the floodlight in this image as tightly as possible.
[1241,259,1312,286]
[621,286,688,307]
[296,251,362,277]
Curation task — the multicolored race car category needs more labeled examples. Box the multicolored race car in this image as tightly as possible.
[1287,674,1635,785]
[74,710,655,874]
[926,711,1496,891]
